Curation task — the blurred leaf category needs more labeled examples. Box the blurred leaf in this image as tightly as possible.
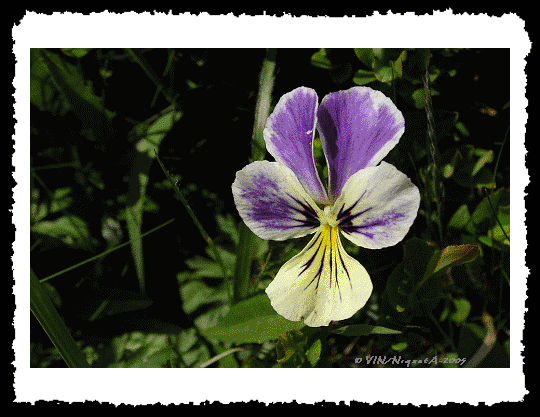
[180,281,229,330]
[61,48,92,58]
[311,49,333,70]
[180,281,229,315]
[125,173,148,294]
[450,298,471,325]
[30,269,90,368]
[354,48,375,68]
[216,213,239,245]
[471,149,494,176]
[384,262,413,315]
[412,87,439,109]
[428,244,480,279]
[374,65,393,83]
[306,339,322,367]
[392,342,408,352]
[31,215,90,247]
[441,352,461,368]
[479,203,510,248]
[185,255,229,279]
[33,48,115,139]
[453,146,495,188]
[353,69,377,85]
[110,333,172,368]
[448,204,471,230]
[468,188,510,246]
[30,187,73,223]
[333,324,402,336]
[455,121,470,137]
[276,329,308,367]
[391,50,407,78]
[136,109,182,158]
[201,293,304,344]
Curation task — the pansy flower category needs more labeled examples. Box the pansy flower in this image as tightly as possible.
[232,86,420,327]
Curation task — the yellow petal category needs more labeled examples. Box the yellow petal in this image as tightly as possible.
[266,223,373,327]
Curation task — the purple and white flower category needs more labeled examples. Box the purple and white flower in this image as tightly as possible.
[232,86,420,327]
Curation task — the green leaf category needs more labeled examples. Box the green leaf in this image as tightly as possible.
[353,69,377,85]
[374,66,393,83]
[30,269,90,368]
[185,255,228,278]
[306,339,322,367]
[412,88,439,109]
[391,342,408,352]
[276,330,308,367]
[61,48,92,58]
[471,149,494,177]
[180,281,229,315]
[31,215,90,247]
[468,188,510,244]
[384,262,414,315]
[216,213,239,245]
[311,49,333,70]
[428,245,480,279]
[354,48,375,67]
[448,204,471,230]
[450,298,471,325]
[333,324,402,336]
[201,293,305,344]
[135,109,182,158]
[441,352,461,368]
[391,50,407,78]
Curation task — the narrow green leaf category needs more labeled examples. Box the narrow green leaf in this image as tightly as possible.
[426,244,480,280]
[30,269,90,368]
[61,48,92,58]
[333,324,402,336]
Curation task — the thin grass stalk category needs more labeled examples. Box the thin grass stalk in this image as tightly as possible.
[423,67,445,246]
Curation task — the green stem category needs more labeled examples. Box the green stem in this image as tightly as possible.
[40,218,175,283]
[232,49,276,303]
[154,152,232,301]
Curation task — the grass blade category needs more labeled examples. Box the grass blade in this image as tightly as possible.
[30,268,90,368]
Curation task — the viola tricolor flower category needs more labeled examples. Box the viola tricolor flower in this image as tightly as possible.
[232,86,420,327]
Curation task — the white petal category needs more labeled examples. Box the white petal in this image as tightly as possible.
[232,161,323,241]
[330,161,420,249]
[265,224,372,327]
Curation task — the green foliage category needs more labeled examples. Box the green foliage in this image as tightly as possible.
[202,294,305,344]
[384,237,480,317]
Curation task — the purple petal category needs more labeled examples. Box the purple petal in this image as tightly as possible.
[317,86,405,202]
[329,162,420,249]
[264,87,329,204]
[232,161,323,241]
